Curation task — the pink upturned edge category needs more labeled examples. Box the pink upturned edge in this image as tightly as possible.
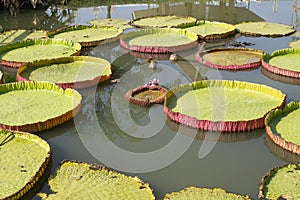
[120,39,198,53]
[0,102,82,133]
[262,60,300,79]
[195,50,262,70]
[0,51,81,68]
[125,85,168,107]
[164,98,286,132]
[265,126,300,155]
[16,73,111,89]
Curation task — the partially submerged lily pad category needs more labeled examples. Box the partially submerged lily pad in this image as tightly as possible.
[40,160,155,199]
[88,18,132,30]
[126,85,168,107]
[259,163,300,199]
[235,22,295,37]
[289,39,300,48]
[0,81,82,132]
[262,48,300,78]
[195,48,263,70]
[0,29,48,46]
[184,20,236,40]
[0,39,81,68]
[0,129,51,199]
[132,15,196,28]
[47,25,123,47]
[164,186,250,200]
[265,102,300,155]
[164,80,286,132]
[120,28,198,53]
[17,56,112,89]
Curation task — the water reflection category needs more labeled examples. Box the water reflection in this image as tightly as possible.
[261,67,300,85]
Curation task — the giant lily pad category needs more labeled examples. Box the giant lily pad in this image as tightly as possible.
[259,163,300,199]
[47,25,123,47]
[132,15,196,28]
[265,102,300,155]
[0,129,51,199]
[195,48,263,70]
[120,28,198,53]
[235,22,295,37]
[289,39,300,48]
[0,39,81,68]
[164,80,286,132]
[40,160,155,199]
[0,81,82,132]
[184,20,236,40]
[17,56,112,89]
[164,187,250,200]
[88,18,132,30]
[0,29,48,46]
[262,48,300,78]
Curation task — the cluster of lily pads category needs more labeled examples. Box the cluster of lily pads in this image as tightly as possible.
[0,15,299,199]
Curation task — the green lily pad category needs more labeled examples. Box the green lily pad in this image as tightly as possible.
[235,22,295,37]
[0,29,48,46]
[164,80,286,132]
[17,56,112,89]
[0,81,82,132]
[0,39,81,68]
[88,18,132,30]
[40,160,155,199]
[132,15,196,28]
[196,48,263,70]
[265,102,300,155]
[289,39,300,48]
[47,25,123,47]
[262,48,300,78]
[0,129,51,199]
[164,187,250,200]
[120,28,198,53]
[259,163,300,200]
[184,20,236,40]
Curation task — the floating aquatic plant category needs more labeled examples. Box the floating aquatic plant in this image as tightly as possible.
[0,29,48,46]
[88,18,132,30]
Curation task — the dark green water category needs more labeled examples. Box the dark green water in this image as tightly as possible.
[0,1,300,199]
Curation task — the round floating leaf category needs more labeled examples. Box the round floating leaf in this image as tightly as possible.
[235,22,295,37]
[164,80,286,132]
[164,187,250,200]
[0,129,51,199]
[47,25,123,47]
[196,48,263,70]
[0,39,81,68]
[262,48,300,78]
[184,20,236,40]
[125,85,168,107]
[259,163,300,200]
[132,15,197,28]
[120,28,198,53]
[0,81,82,132]
[17,56,112,89]
[289,39,300,48]
[88,18,132,30]
[265,102,300,155]
[41,160,155,199]
[0,29,48,46]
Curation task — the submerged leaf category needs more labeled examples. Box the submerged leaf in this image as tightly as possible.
[0,29,48,46]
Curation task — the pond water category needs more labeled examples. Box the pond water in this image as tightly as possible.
[1,0,300,199]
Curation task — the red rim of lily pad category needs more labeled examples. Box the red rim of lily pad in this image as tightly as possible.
[0,81,82,133]
[125,85,168,107]
[47,25,123,47]
[0,39,81,68]
[195,48,264,70]
[265,102,300,155]
[262,48,300,79]
[16,56,112,89]
[164,80,286,132]
[120,28,198,53]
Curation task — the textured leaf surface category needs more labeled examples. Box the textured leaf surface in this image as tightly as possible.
[133,15,196,28]
[88,18,132,29]
[43,160,155,200]
[0,29,47,46]
[164,187,250,200]
[235,22,295,37]
[266,48,300,72]
[0,129,51,199]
